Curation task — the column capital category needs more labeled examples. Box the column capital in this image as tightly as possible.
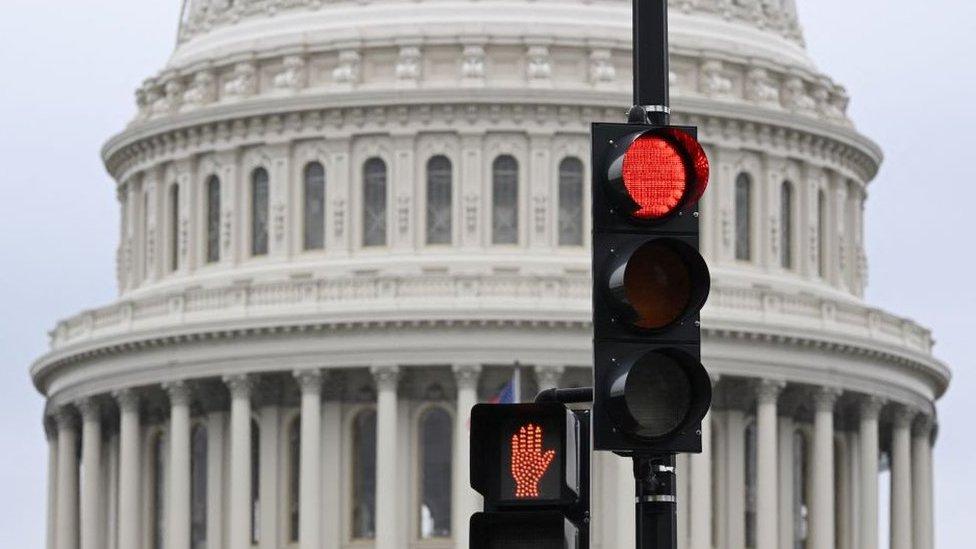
[370,364,400,391]
[43,415,57,440]
[294,369,324,394]
[224,374,254,399]
[859,395,886,419]
[534,364,565,389]
[813,386,842,411]
[54,406,79,430]
[452,363,482,389]
[891,405,917,429]
[75,397,100,421]
[113,388,140,413]
[709,372,722,387]
[164,380,192,407]
[755,379,786,404]
[913,414,935,437]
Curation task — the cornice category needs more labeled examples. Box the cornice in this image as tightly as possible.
[32,276,947,399]
[31,315,947,413]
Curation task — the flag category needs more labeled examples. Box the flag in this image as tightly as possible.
[490,368,521,404]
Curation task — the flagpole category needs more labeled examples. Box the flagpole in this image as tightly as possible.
[513,362,522,403]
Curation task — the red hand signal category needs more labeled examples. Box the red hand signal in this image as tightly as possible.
[510,423,556,498]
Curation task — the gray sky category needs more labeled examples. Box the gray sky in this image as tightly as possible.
[0,1,972,547]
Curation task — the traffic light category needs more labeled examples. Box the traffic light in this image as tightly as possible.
[469,403,589,549]
[591,123,713,454]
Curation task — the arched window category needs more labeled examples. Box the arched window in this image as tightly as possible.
[558,157,584,247]
[492,155,519,245]
[205,175,221,263]
[745,421,758,548]
[251,419,260,544]
[191,424,208,549]
[781,181,794,269]
[251,168,269,256]
[735,173,752,261]
[169,184,180,272]
[363,158,388,247]
[793,431,809,549]
[149,432,166,549]
[352,409,377,539]
[303,162,326,251]
[426,156,453,245]
[287,416,301,543]
[419,407,453,539]
[818,190,827,277]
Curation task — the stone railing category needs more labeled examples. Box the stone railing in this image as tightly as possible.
[48,275,933,357]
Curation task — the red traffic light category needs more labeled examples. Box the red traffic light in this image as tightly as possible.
[608,127,709,220]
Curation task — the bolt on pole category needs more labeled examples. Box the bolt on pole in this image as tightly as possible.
[630,0,670,125]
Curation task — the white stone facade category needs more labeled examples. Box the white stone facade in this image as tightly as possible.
[32,2,947,549]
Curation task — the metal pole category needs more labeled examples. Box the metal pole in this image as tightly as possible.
[633,454,677,549]
[630,0,670,125]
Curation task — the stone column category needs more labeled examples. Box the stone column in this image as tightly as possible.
[258,404,280,549]
[777,414,795,549]
[890,406,914,549]
[676,453,689,549]
[295,370,323,549]
[726,409,746,549]
[78,399,102,549]
[206,411,226,549]
[616,454,636,549]
[846,430,862,549]
[859,397,884,549]
[810,388,840,549]
[46,423,59,549]
[534,364,564,392]
[166,382,192,549]
[55,409,80,549]
[756,381,784,549]
[453,364,482,549]
[912,417,934,549]
[321,396,342,549]
[372,365,400,549]
[689,405,712,549]
[712,410,728,549]
[225,375,253,549]
[836,433,853,549]
[105,434,119,549]
[115,390,141,549]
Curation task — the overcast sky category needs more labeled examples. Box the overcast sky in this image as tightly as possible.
[0,1,973,548]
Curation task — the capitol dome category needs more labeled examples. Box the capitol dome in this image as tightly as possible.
[33,2,948,549]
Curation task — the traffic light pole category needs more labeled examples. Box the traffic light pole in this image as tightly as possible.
[633,454,677,549]
[630,0,670,125]
[631,4,678,549]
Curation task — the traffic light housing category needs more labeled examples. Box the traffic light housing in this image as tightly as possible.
[469,403,589,549]
[591,123,713,455]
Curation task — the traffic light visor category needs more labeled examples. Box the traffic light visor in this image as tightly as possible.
[608,238,710,330]
[607,127,709,221]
